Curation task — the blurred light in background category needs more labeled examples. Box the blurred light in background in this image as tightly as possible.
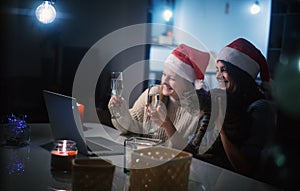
[35,1,56,24]
[250,1,261,14]
[163,9,173,22]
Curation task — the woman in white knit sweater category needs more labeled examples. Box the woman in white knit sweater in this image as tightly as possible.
[108,44,210,150]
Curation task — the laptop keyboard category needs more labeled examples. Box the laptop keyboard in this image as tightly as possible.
[86,136,124,151]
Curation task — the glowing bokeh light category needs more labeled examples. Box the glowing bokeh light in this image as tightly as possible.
[163,9,173,22]
[35,1,56,24]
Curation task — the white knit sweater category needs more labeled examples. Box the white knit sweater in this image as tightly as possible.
[110,86,201,148]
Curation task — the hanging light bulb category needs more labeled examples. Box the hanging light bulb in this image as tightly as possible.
[250,1,261,14]
[35,1,56,24]
[163,9,173,22]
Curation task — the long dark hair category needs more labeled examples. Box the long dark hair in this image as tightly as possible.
[221,60,264,107]
[187,61,265,154]
[217,61,265,146]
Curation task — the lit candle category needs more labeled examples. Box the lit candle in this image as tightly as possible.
[51,140,78,172]
[51,149,78,156]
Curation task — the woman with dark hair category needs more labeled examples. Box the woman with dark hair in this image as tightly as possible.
[188,38,277,178]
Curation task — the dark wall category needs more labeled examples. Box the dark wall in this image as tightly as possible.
[264,1,300,190]
[0,0,150,122]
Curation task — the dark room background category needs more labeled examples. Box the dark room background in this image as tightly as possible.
[1,0,300,189]
[1,0,151,124]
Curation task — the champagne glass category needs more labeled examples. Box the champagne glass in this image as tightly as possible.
[111,71,123,118]
[147,84,161,135]
[147,84,160,113]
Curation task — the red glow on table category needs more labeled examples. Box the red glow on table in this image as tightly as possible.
[51,150,78,156]
[77,103,84,122]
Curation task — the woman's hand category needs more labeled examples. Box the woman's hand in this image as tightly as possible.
[108,95,123,110]
[146,105,166,126]
[147,105,176,138]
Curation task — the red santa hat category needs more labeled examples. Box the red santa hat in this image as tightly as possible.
[164,44,210,83]
[217,38,271,82]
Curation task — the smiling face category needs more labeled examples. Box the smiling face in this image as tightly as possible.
[216,61,231,90]
[160,67,190,101]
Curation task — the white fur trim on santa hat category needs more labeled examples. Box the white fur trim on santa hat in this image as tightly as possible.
[217,47,260,79]
[164,54,196,82]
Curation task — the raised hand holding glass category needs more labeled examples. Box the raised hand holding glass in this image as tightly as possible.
[111,72,123,118]
[146,84,161,135]
[147,84,160,113]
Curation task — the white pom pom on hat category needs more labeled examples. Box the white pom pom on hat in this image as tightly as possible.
[164,44,210,83]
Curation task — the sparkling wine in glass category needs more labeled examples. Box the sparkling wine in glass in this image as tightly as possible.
[148,85,160,113]
[147,84,161,134]
[111,72,123,118]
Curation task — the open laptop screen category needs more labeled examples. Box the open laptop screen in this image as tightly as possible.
[43,90,124,156]
[43,90,89,155]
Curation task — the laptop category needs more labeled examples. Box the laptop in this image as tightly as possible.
[43,90,124,156]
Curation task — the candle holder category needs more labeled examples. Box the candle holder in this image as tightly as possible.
[0,114,30,147]
[51,139,78,173]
